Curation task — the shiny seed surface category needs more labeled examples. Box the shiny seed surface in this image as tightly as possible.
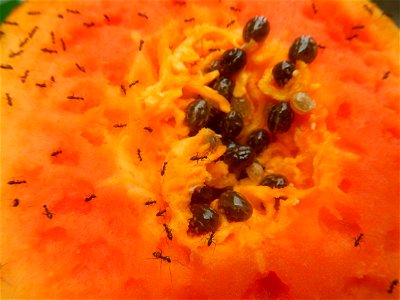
[247,129,270,154]
[186,98,212,136]
[267,102,294,134]
[218,190,253,222]
[260,174,289,189]
[272,61,296,87]
[243,16,270,43]
[188,204,220,235]
[289,35,318,64]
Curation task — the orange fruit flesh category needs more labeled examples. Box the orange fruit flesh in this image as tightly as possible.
[1,0,399,298]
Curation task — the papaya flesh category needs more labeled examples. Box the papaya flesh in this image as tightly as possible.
[1,0,399,299]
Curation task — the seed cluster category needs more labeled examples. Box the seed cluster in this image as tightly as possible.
[186,16,318,236]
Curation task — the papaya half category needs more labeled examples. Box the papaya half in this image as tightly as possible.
[1,0,399,299]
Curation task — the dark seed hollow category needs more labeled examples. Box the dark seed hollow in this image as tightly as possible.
[272,61,296,87]
[190,185,225,206]
[218,190,253,222]
[288,35,318,64]
[267,102,294,134]
[259,174,289,189]
[243,16,270,43]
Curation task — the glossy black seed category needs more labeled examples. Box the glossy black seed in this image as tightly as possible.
[190,185,225,206]
[218,190,253,222]
[259,174,289,189]
[223,145,256,172]
[247,129,270,154]
[188,204,220,235]
[243,16,270,43]
[288,35,318,64]
[267,102,294,134]
[186,98,212,136]
[272,61,296,87]
[211,77,234,101]
[220,110,244,139]
[218,48,247,76]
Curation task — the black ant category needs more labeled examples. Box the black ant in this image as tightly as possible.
[75,63,86,73]
[51,150,62,157]
[163,223,173,240]
[12,198,20,207]
[143,126,153,132]
[387,278,399,294]
[153,250,171,263]
[137,149,142,161]
[354,233,364,247]
[151,250,173,284]
[42,205,53,219]
[161,161,168,176]
[84,194,96,202]
[190,153,208,164]
[207,231,216,247]
[8,180,26,185]
[6,93,12,106]
[144,200,156,206]
[156,209,167,217]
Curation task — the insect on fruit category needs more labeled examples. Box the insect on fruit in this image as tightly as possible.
[387,278,399,294]
[144,200,157,206]
[354,233,364,247]
[163,223,173,240]
[42,205,53,219]
[207,231,216,247]
[156,209,167,217]
[190,153,208,164]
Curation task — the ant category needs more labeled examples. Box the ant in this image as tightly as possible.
[137,149,142,161]
[150,250,173,285]
[161,161,168,176]
[156,209,167,217]
[8,179,26,185]
[51,150,62,157]
[152,250,171,263]
[163,223,173,240]
[207,231,216,247]
[144,200,156,206]
[12,198,20,207]
[42,205,53,219]
[190,153,208,164]
[387,278,399,294]
[84,194,96,202]
[354,233,364,247]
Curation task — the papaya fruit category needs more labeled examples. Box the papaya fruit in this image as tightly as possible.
[1,0,399,299]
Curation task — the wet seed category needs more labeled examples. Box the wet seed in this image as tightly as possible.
[223,144,256,172]
[291,92,316,114]
[218,190,253,222]
[259,174,289,189]
[186,98,212,136]
[246,129,270,154]
[272,61,296,87]
[211,77,234,101]
[211,48,247,76]
[243,16,270,43]
[267,102,294,134]
[220,110,244,139]
[188,204,220,235]
[289,35,318,64]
